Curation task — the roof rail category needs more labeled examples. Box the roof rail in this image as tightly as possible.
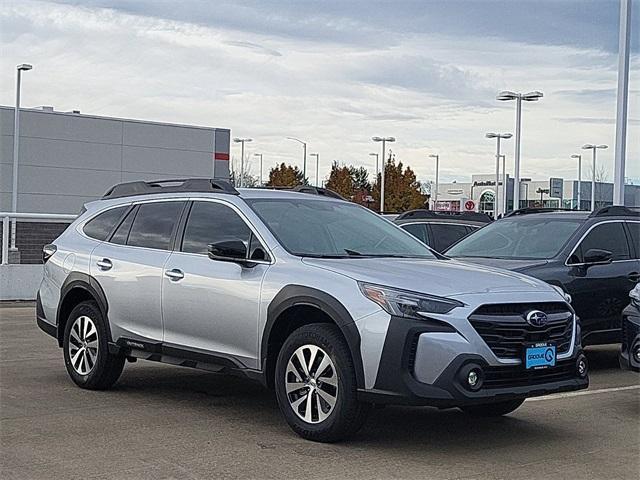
[261,185,345,200]
[589,205,640,218]
[396,209,493,223]
[504,207,577,217]
[102,178,239,199]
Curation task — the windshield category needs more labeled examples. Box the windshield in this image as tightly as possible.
[247,198,436,258]
[445,217,583,260]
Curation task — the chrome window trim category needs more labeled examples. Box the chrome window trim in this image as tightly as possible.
[564,219,639,267]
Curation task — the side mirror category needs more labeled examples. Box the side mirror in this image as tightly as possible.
[583,248,613,265]
[208,240,248,264]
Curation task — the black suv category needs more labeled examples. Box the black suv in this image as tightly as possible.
[395,210,492,253]
[445,207,640,346]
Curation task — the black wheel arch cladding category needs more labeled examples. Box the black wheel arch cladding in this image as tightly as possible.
[262,285,366,389]
[57,272,112,347]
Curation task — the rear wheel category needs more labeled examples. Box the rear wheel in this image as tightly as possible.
[274,324,370,442]
[63,301,125,390]
[460,398,525,417]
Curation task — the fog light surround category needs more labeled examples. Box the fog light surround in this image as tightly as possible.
[459,364,484,391]
[576,354,588,378]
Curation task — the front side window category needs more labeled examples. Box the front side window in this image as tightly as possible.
[568,222,630,264]
[247,198,435,258]
[446,217,583,259]
[127,201,185,250]
[428,224,470,252]
[83,206,128,241]
[181,201,252,255]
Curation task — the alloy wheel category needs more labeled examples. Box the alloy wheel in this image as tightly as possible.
[285,344,338,424]
[68,315,98,375]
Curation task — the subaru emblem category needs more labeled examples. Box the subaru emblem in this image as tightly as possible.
[526,310,548,327]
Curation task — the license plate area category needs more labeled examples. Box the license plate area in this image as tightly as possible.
[525,342,556,369]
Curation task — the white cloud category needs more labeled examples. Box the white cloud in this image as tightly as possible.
[1,0,638,186]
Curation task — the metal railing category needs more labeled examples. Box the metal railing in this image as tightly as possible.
[1,212,77,265]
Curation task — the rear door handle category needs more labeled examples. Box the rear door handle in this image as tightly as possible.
[96,258,112,270]
[628,272,640,283]
[165,268,184,281]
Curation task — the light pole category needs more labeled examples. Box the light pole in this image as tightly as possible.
[309,153,319,187]
[613,0,631,205]
[496,90,543,210]
[286,137,307,181]
[11,63,33,251]
[571,154,582,210]
[582,144,608,211]
[499,154,507,215]
[369,153,379,180]
[486,133,512,218]
[232,137,252,187]
[372,136,395,212]
[429,154,439,210]
[253,153,263,186]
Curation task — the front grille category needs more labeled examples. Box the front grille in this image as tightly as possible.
[483,362,576,389]
[469,302,573,359]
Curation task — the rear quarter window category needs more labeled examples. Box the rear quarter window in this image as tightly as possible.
[82,206,128,241]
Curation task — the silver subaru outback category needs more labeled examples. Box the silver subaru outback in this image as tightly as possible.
[37,179,588,442]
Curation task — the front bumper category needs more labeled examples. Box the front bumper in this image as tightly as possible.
[358,315,588,407]
[619,308,640,372]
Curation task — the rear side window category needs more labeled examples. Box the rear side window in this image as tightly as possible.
[110,207,137,245]
[570,222,630,263]
[401,224,429,245]
[83,206,128,241]
[429,224,471,252]
[127,201,185,250]
[181,201,252,255]
[626,222,639,259]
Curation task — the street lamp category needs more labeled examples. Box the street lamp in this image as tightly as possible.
[309,153,319,187]
[369,153,379,180]
[499,154,507,215]
[496,90,543,210]
[286,137,307,181]
[11,63,33,251]
[571,154,582,210]
[486,133,512,217]
[372,136,395,212]
[582,144,608,211]
[428,154,439,210]
[233,137,252,187]
[253,153,263,186]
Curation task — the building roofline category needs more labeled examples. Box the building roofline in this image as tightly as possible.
[0,105,230,133]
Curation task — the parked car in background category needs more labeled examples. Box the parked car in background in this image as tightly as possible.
[37,179,588,442]
[619,284,640,372]
[395,210,492,253]
[445,207,640,346]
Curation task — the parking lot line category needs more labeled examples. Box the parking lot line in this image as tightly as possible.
[527,384,640,402]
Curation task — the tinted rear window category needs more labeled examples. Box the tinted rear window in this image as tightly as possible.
[83,206,128,241]
[127,202,185,250]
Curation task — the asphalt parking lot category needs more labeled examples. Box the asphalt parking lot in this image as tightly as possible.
[1,303,638,480]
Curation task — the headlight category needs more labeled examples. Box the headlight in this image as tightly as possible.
[630,286,640,309]
[358,282,464,317]
[552,285,572,304]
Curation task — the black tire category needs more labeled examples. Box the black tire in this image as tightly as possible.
[63,300,125,390]
[274,323,370,442]
[460,398,525,417]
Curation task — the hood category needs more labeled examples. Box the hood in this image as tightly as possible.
[446,257,549,272]
[301,257,553,297]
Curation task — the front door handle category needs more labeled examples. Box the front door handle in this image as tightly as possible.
[628,272,640,283]
[165,268,184,281]
[96,258,112,270]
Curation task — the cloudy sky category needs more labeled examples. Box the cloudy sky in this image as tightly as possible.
[1,0,638,185]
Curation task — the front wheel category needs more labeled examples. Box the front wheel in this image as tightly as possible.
[460,398,525,417]
[274,324,370,442]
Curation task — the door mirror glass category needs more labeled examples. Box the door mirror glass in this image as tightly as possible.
[583,248,613,265]
[208,240,247,263]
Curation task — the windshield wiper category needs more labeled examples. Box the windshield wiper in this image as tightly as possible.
[344,249,365,256]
